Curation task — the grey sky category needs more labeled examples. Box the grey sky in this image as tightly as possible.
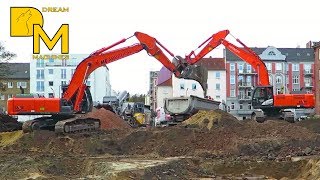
[0,0,319,94]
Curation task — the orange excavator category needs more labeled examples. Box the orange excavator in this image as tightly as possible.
[7,32,207,133]
[185,29,315,121]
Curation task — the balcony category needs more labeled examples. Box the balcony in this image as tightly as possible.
[238,69,257,75]
[238,81,252,88]
[304,70,313,76]
[238,95,252,102]
[305,83,313,88]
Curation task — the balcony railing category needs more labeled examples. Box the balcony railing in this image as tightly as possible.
[238,95,251,101]
[238,82,252,87]
[238,69,256,74]
[304,70,313,75]
[305,83,313,88]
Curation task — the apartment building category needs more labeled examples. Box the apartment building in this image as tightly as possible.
[0,63,30,112]
[156,57,226,110]
[226,46,314,120]
[313,42,320,115]
[30,54,112,103]
[148,71,159,111]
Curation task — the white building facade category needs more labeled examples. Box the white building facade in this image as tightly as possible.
[156,57,227,110]
[30,54,112,103]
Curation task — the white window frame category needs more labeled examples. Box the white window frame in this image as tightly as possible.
[7,82,13,88]
[266,63,272,71]
[215,72,220,79]
[216,83,220,90]
[230,89,236,97]
[293,75,299,84]
[230,63,235,71]
[230,75,235,84]
[17,82,27,88]
[293,64,299,71]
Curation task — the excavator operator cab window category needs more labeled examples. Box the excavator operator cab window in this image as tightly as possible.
[252,86,274,108]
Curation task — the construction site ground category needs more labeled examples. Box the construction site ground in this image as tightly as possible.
[1,109,320,179]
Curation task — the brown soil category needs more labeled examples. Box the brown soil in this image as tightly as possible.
[0,110,320,179]
[86,108,130,130]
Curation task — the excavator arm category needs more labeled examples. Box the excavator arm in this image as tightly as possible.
[185,30,269,86]
[63,32,184,112]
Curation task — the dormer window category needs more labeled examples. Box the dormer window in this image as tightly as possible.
[268,51,276,55]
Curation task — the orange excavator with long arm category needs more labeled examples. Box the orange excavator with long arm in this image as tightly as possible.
[7,32,207,133]
[185,29,315,121]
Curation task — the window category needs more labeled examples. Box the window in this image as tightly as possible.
[36,81,44,92]
[293,64,299,71]
[276,75,282,84]
[62,59,67,66]
[239,103,243,110]
[17,82,27,88]
[216,83,220,90]
[304,64,311,73]
[276,88,281,94]
[239,91,245,99]
[49,81,54,86]
[36,59,44,67]
[247,64,252,73]
[230,89,236,97]
[293,88,299,92]
[276,63,282,71]
[238,64,243,73]
[305,78,311,86]
[86,81,91,86]
[215,95,220,99]
[48,93,54,98]
[71,69,75,77]
[180,83,185,90]
[49,58,54,63]
[8,94,13,99]
[246,76,252,86]
[266,63,272,71]
[192,83,197,90]
[248,103,252,109]
[7,82,13,88]
[230,75,235,84]
[238,76,243,85]
[293,75,299,84]
[61,69,67,79]
[230,63,235,71]
[231,102,234,109]
[36,69,44,79]
[231,102,235,109]
[61,81,67,86]
[215,72,220,79]
[268,51,276,55]
[247,90,252,97]
[48,69,54,74]
[0,95,5,100]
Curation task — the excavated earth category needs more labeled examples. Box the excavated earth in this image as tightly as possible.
[0,109,320,179]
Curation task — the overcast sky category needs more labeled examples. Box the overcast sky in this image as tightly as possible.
[0,0,319,94]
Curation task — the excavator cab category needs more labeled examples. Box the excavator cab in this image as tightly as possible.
[252,86,274,109]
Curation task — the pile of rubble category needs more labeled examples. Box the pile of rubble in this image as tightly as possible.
[0,115,22,132]
[86,108,130,130]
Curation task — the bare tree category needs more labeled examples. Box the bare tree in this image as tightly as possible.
[0,42,16,78]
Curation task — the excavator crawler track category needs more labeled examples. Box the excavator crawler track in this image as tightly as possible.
[55,116,100,134]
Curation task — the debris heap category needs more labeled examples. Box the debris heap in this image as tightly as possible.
[85,108,130,130]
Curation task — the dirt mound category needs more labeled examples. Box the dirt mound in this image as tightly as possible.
[182,110,240,130]
[86,108,130,130]
[0,115,22,132]
[296,118,320,134]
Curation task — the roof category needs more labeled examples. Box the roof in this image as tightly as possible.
[194,57,225,70]
[313,42,320,48]
[226,47,314,62]
[0,63,30,79]
[157,66,172,86]
[158,77,172,86]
